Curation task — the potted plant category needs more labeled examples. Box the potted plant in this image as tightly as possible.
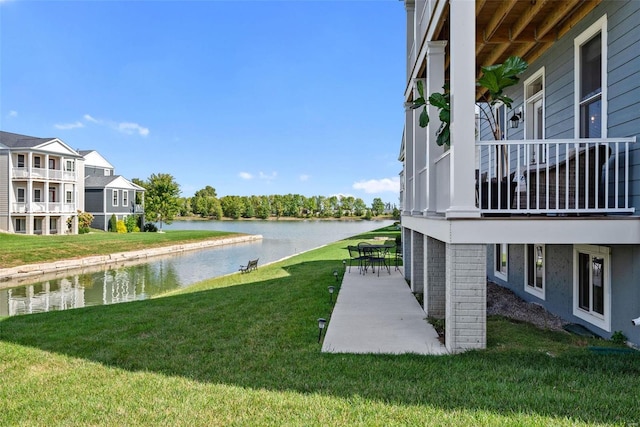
[411,56,528,209]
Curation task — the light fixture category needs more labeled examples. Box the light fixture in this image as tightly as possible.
[342,259,346,269]
[509,108,523,129]
[328,285,335,302]
[333,269,338,282]
[317,318,327,342]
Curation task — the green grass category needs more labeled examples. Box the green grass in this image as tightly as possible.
[1,226,639,426]
[0,230,237,268]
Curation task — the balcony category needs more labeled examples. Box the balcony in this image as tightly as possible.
[476,138,637,215]
[11,202,77,214]
[11,167,76,181]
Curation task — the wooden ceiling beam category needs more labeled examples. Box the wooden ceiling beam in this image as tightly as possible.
[476,0,518,56]
[535,0,581,40]
[557,0,603,40]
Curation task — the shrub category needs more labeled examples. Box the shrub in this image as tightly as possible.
[124,215,138,233]
[143,222,158,232]
[116,220,127,233]
[109,214,117,232]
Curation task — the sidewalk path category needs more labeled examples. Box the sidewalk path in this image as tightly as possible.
[322,266,448,355]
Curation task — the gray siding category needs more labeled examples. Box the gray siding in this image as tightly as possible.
[85,189,104,213]
[487,243,640,346]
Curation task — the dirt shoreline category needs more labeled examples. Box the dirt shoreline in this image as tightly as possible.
[0,234,262,288]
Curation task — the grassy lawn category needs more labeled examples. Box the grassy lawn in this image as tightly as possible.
[1,226,639,426]
[0,230,237,269]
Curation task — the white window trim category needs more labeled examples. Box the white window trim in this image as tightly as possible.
[573,244,611,332]
[17,187,26,203]
[123,190,128,207]
[524,244,545,300]
[66,191,73,204]
[494,243,508,281]
[34,188,42,203]
[113,190,119,207]
[574,14,607,139]
[523,66,545,138]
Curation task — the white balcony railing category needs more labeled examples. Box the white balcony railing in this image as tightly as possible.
[11,167,76,181]
[477,138,637,215]
[11,202,77,214]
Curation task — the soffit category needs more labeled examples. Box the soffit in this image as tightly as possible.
[433,0,602,100]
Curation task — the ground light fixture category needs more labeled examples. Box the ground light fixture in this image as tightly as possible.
[342,259,346,269]
[328,286,335,302]
[317,318,327,342]
[333,269,338,282]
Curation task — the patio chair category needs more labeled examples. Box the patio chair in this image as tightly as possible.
[347,245,367,273]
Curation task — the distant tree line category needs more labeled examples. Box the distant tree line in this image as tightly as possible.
[133,175,399,226]
[179,186,395,220]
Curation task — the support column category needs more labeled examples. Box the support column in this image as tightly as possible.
[404,106,415,214]
[413,79,427,215]
[445,243,486,353]
[447,0,480,218]
[425,236,446,318]
[426,41,447,214]
[402,227,412,279]
[411,231,424,294]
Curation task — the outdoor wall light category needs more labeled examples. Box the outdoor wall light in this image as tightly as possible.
[510,108,524,129]
[328,285,335,302]
[317,317,327,342]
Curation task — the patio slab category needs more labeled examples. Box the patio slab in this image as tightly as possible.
[321,266,448,355]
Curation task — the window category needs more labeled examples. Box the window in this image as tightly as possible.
[34,156,41,168]
[573,244,610,331]
[50,217,58,232]
[17,154,25,168]
[575,16,607,139]
[33,218,43,234]
[494,244,508,281]
[113,190,119,206]
[65,160,75,172]
[15,218,26,233]
[17,188,26,203]
[66,191,73,204]
[34,189,42,203]
[49,188,56,203]
[49,158,56,169]
[524,244,545,299]
[524,68,546,163]
[123,190,128,207]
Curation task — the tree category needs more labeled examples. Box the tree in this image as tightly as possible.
[143,173,181,231]
[371,198,385,216]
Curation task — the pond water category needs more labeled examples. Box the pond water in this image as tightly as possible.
[0,219,394,317]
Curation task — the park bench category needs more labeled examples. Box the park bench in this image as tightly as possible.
[239,258,259,273]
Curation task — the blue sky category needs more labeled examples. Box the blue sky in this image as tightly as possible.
[0,0,405,206]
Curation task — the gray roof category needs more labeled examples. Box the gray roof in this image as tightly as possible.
[0,131,55,148]
[84,175,120,189]
[77,149,94,156]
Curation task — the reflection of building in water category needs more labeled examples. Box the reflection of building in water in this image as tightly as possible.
[101,268,146,304]
[0,267,147,317]
[1,277,85,316]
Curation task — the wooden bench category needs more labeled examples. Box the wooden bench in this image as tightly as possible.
[239,258,259,273]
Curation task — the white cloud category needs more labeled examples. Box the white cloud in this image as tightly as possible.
[299,174,310,181]
[352,177,400,194]
[82,114,149,137]
[8,110,18,118]
[239,172,253,180]
[83,114,100,123]
[117,122,149,137]
[259,171,277,181]
[54,121,84,130]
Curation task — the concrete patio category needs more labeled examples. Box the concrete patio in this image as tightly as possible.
[321,265,448,355]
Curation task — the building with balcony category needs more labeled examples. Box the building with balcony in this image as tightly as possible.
[80,150,145,231]
[0,131,84,235]
[400,0,640,352]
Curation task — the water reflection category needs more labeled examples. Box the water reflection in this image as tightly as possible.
[0,219,394,316]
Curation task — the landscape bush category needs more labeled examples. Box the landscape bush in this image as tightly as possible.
[109,214,117,232]
[116,220,127,233]
[124,215,138,233]
[143,222,158,232]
